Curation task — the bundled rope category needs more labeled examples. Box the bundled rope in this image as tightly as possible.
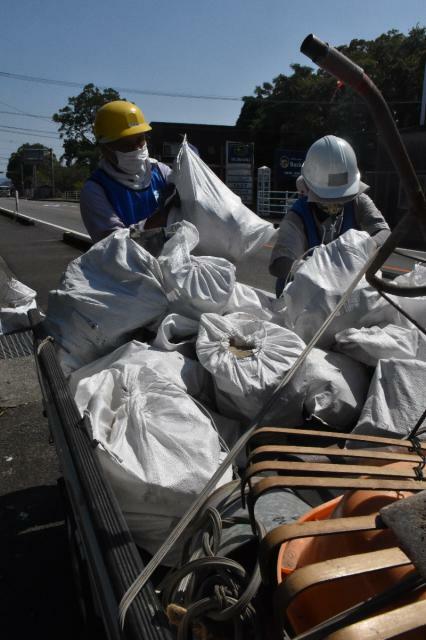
[160,482,265,640]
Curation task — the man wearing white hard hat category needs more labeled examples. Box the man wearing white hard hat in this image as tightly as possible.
[269,135,390,297]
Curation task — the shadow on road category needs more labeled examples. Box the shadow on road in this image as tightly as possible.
[0,484,95,639]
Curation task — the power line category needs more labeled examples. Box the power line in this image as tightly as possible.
[0,70,242,102]
[0,70,422,105]
[0,98,30,114]
[0,109,51,120]
[0,124,59,137]
[0,129,59,140]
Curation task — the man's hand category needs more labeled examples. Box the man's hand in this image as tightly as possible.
[269,255,294,279]
[144,209,168,229]
[144,186,180,229]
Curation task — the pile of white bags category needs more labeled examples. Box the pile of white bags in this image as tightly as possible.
[196,312,306,424]
[168,140,277,262]
[48,163,426,559]
[46,229,168,373]
[73,358,231,564]
[283,230,398,348]
[158,221,235,319]
[47,222,241,375]
[0,261,37,334]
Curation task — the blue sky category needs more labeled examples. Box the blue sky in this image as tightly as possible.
[1,0,425,174]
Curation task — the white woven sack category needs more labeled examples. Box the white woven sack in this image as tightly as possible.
[0,269,36,308]
[207,407,247,468]
[304,348,370,430]
[158,221,235,319]
[68,339,210,402]
[151,313,199,358]
[0,298,37,334]
[223,282,279,324]
[0,265,37,333]
[74,363,231,564]
[46,229,168,373]
[390,263,426,326]
[196,312,306,424]
[334,324,419,367]
[350,358,426,443]
[168,140,276,262]
[283,229,396,348]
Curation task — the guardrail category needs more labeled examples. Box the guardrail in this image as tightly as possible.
[257,190,298,218]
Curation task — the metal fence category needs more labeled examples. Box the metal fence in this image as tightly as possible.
[64,191,80,201]
[257,189,298,218]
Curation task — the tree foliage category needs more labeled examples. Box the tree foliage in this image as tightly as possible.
[237,27,426,172]
[54,163,91,193]
[6,143,90,194]
[6,143,53,190]
[52,83,122,168]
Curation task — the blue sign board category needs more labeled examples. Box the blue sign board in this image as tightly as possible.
[274,149,306,179]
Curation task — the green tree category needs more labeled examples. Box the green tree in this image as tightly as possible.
[6,143,89,196]
[6,143,54,192]
[237,26,426,174]
[54,163,91,193]
[53,83,122,168]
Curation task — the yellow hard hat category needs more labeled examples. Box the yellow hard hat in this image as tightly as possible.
[94,100,152,143]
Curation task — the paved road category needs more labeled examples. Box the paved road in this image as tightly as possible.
[2,197,85,234]
[1,197,424,291]
[0,216,93,638]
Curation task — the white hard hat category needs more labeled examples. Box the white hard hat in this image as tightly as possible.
[301,135,364,200]
[296,175,307,195]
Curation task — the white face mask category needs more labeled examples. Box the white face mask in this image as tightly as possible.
[114,143,149,175]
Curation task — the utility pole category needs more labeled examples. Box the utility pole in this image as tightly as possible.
[50,148,55,197]
[32,164,37,197]
[420,61,426,127]
[20,163,24,195]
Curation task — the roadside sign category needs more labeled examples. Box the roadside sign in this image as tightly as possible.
[226,141,254,204]
[274,149,306,179]
[22,148,49,163]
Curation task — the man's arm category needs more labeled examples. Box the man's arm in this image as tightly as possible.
[80,180,125,243]
[355,193,391,246]
[269,255,295,280]
[269,212,307,277]
[145,164,180,230]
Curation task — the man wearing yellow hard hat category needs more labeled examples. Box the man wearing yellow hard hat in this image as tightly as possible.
[80,100,173,242]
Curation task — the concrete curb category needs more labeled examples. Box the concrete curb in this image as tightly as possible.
[0,205,35,225]
[0,205,92,251]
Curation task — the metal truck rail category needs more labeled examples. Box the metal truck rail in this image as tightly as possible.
[28,312,172,640]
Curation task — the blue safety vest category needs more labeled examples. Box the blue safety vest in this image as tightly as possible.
[89,164,166,226]
[291,197,358,250]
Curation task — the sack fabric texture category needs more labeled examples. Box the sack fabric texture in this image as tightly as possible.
[168,140,276,262]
